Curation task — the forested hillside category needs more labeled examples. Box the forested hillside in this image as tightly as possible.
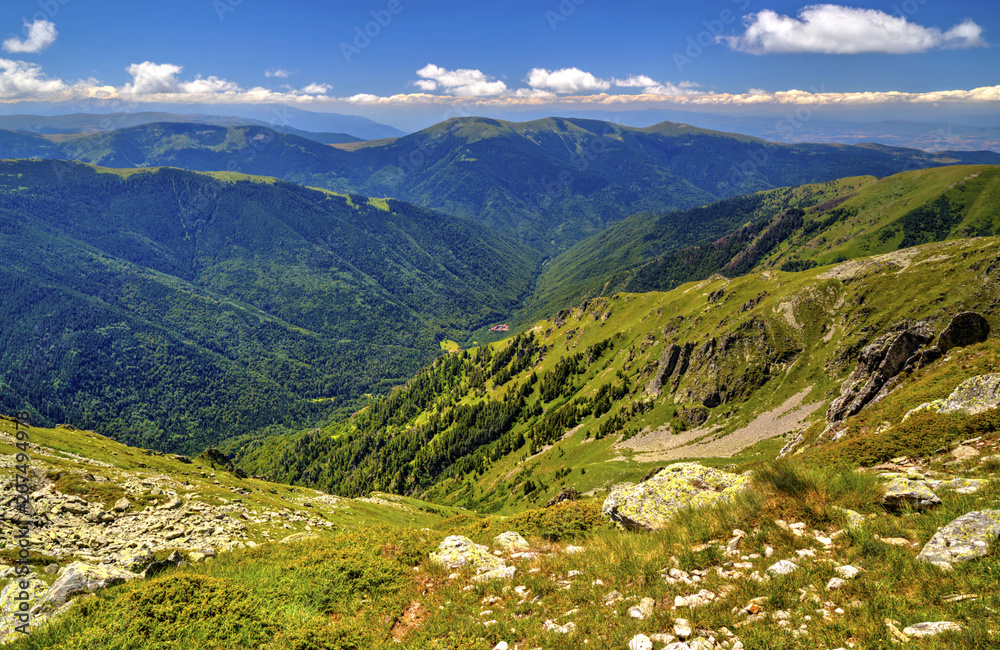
[234,235,1000,512]
[524,165,1000,320]
[4,117,999,253]
[0,160,539,452]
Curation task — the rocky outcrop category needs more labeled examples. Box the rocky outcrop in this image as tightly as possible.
[904,373,1000,419]
[917,510,1000,568]
[937,311,990,353]
[601,463,752,531]
[546,487,579,507]
[827,325,934,422]
[646,344,682,396]
[430,536,506,574]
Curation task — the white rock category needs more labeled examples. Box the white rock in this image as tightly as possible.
[674,618,693,639]
[628,634,653,650]
[835,565,860,579]
[767,560,799,575]
[826,578,845,591]
[903,621,962,637]
[492,643,509,650]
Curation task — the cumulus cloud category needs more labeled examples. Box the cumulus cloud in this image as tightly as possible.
[3,19,58,54]
[725,4,986,54]
[0,58,66,98]
[123,61,182,94]
[527,67,610,94]
[415,64,507,96]
[265,68,291,78]
[301,82,331,95]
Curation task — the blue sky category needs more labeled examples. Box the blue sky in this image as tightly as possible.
[1,0,997,129]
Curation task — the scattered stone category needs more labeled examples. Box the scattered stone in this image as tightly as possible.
[627,597,655,619]
[542,619,576,634]
[629,633,654,650]
[826,578,845,591]
[493,531,530,553]
[113,497,130,512]
[767,560,799,576]
[885,619,911,644]
[601,463,752,531]
[674,618,693,639]
[951,446,980,461]
[881,476,942,511]
[472,566,516,582]
[835,565,860,579]
[602,590,624,606]
[917,510,1000,567]
[903,621,962,637]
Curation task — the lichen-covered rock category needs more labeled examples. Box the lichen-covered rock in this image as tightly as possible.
[493,532,530,553]
[937,311,989,353]
[430,535,505,573]
[601,463,752,531]
[40,561,138,611]
[471,565,516,582]
[546,487,579,507]
[917,510,1000,567]
[907,374,1000,421]
[881,477,942,511]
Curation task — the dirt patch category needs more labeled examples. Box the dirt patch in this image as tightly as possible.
[818,248,924,280]
[391,600,428,642]
[624,388,823,462]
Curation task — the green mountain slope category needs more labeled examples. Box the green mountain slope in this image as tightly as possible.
[234,234,1000,512]
[4,117,999,253]
[0,160,540,452]
[527,165,1000,320]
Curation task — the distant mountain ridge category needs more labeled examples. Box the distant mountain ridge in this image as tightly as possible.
[3,116,998,254]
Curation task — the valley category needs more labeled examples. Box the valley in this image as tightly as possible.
[1,112,999,650]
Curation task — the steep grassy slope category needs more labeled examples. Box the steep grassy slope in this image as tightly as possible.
[4,118,998,253]
[527,165,1000,321]
[0,160,540,452]
[234,236,1000,512]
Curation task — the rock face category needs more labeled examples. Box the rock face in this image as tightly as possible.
[905,373,1000,419]
[493,532,530,553]
[937,311,990,353]
[601,463,752,531]
[917,510,1000,568]
[827,326,933,422]
[430,536,505,574]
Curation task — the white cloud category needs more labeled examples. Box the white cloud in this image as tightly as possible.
[527,67,610,93]
[415,64,507,96]
[3,19,58,54]
[180,76,241,94]
[613,75,656,88]
[265,68,291,78]
[124,62,182,94]
[413,79,437,91]
[0,58,66,98]
[301,82,331,95]
[725,4,987,54]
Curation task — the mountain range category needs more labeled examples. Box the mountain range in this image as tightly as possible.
[3,116,999,253]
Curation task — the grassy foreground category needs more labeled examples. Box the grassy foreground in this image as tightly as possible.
[8,457,997,649]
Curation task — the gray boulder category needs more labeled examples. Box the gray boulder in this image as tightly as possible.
[905,374,1000,420]
[41,562,138,610]
[882,477,942,511]
[937,312,989,353]
[917,510,1000,568]
[493,531,530,553]
[602,463,752,531]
